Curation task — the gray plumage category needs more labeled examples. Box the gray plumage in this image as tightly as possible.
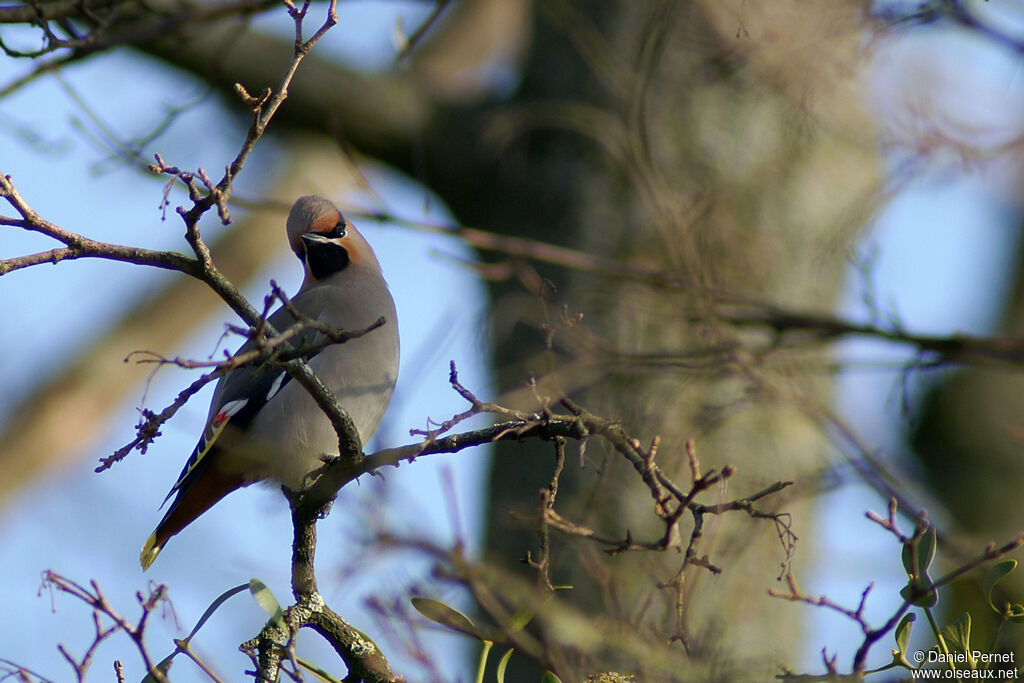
[141,195,399,569]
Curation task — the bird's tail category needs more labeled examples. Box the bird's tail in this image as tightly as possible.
[139,463,245,571]
[140,531,164,571]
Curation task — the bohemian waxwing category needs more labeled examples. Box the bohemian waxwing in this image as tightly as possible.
[140,195,399,570]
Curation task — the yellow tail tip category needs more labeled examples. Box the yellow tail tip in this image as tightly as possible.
[140,531,161,571]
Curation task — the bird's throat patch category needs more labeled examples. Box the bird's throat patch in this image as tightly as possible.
[306,241,351,279]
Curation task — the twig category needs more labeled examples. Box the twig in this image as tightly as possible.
[773,498,1024,676]
[243,491,396,683]
[394,0,451,61]
[526,437,566,591]
[41,572,170,683]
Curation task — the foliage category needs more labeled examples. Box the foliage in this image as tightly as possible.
[776,503,1024,680]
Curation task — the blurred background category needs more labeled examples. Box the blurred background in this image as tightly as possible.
[2,1,1024,681]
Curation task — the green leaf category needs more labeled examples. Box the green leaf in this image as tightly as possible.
[984,560,1018,614]
[889,650,913,670]
[496,647,514,683]
[902,527,937,579]
[249,579,285,631]
[144,582,250,681]
[941,612,973,667]
[900,571,938,608]
[500,584,565,639]
[895,612,915,655]
[509,608,535,634]
[919,527,937,572]
[1008,603,1024,623]
[475,640,493,683]
[541,673,563,683]
[140,655,173,683]
[411,596,482,639]
[184,583,249,643]
[899,531,939,608]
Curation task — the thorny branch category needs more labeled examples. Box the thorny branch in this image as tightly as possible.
[772,499,1024,678]
[147,0,338,231]
[40,572,172,683]
[524,436,566,592]
[219,358,794,681]
[238,491,395,683]
[370,365,795,665]
[0,174,198,277]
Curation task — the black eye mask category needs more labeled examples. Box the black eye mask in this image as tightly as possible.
[324,221,347,239]
[301,234,351,279]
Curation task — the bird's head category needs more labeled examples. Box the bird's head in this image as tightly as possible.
[286,195,381,282]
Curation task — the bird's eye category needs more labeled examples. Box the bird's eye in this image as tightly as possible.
[326,221,347,238]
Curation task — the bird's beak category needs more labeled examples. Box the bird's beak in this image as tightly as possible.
[300,232,333,247]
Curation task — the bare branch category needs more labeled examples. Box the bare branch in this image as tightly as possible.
[41,572,170,683]
[0,175,199,277]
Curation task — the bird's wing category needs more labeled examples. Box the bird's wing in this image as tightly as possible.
[161,294,330,505]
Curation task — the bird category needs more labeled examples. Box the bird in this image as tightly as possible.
[140,195,400,570]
